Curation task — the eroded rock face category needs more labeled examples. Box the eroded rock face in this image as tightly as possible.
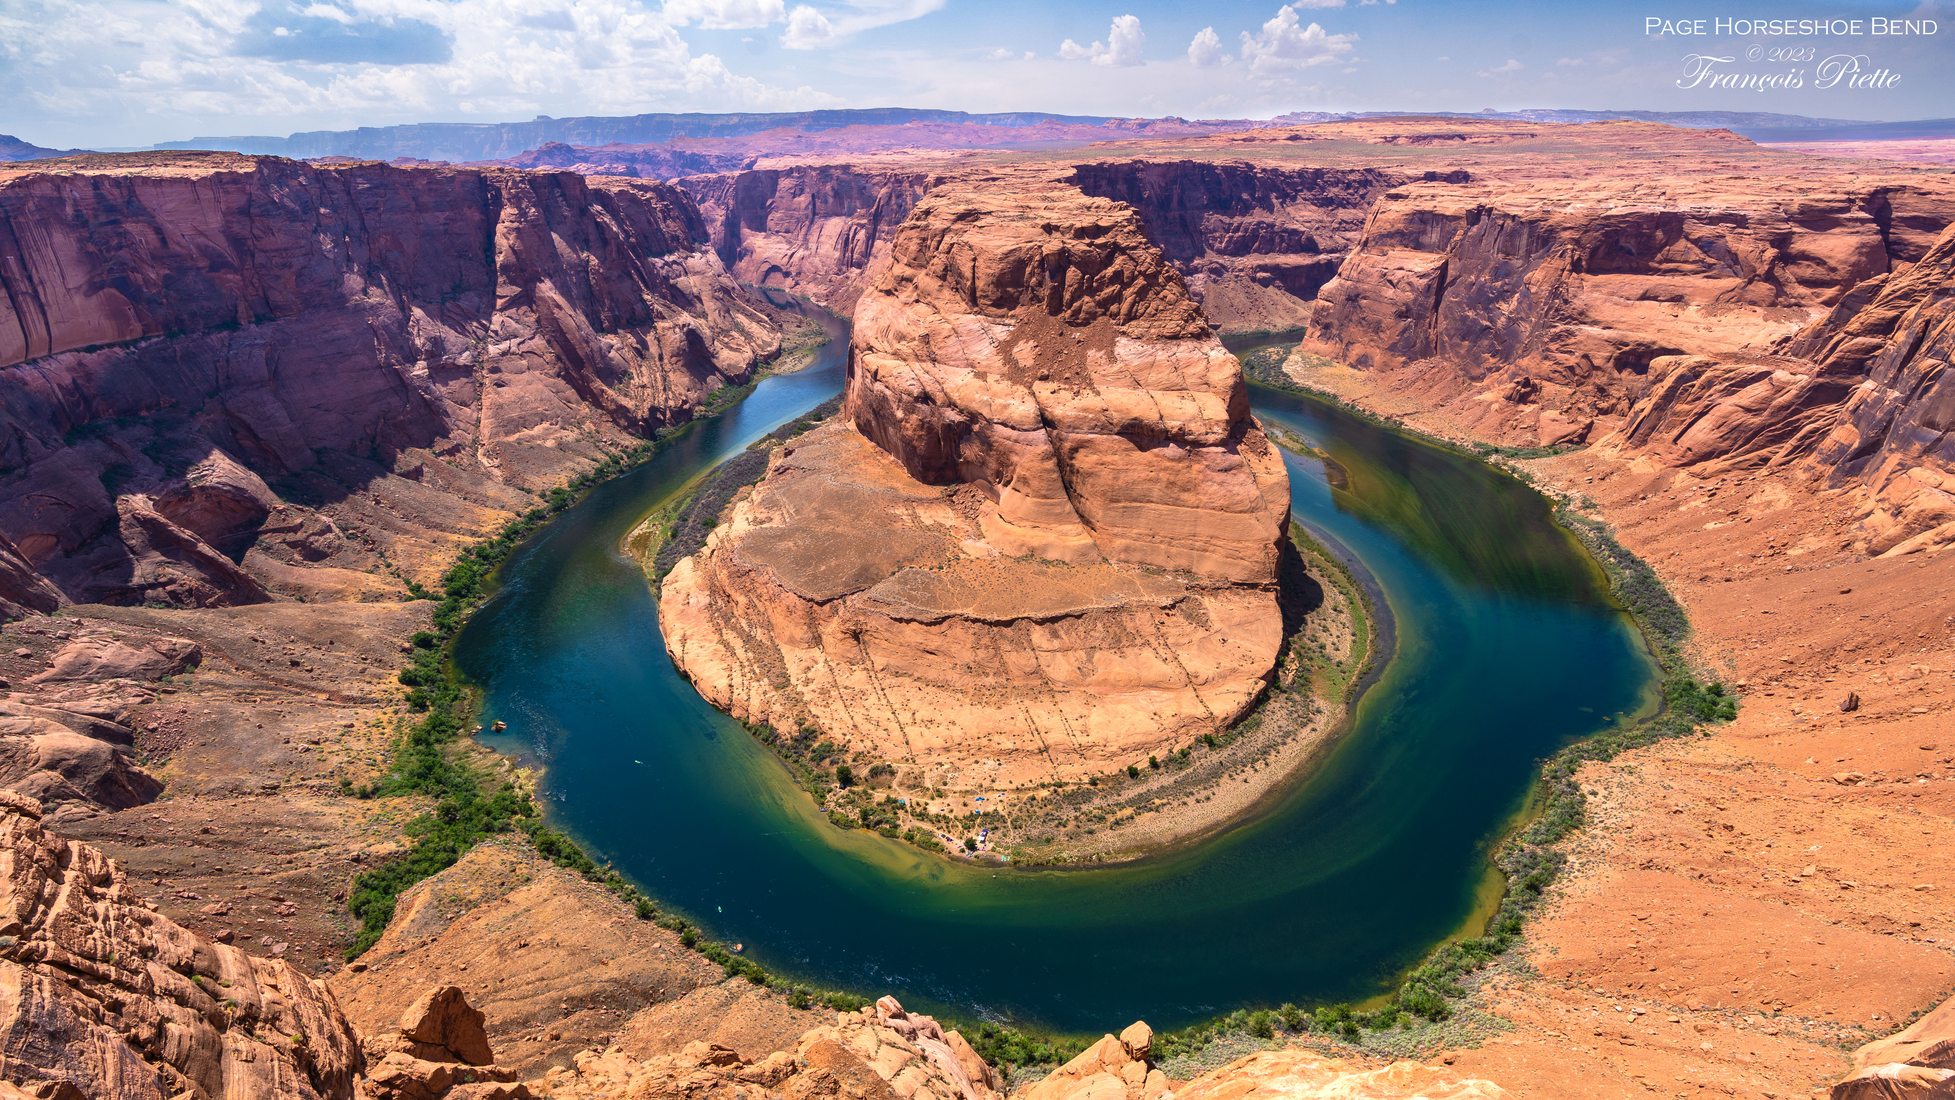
[682,158,1403,336]
[1070,160,1411,333]
[0,536,57,621]
[0,790,364,1098]
[1301,150,1955,450]
[847,179,1290,580]
[1832,992,1955,1098]
[0,684,165,810]
[1804,222,1955,554]
[0,153,785,611]
[539,997,999,1100]
[682,166,941,312]
[660,179,1290,790]
[1603,220,1955,554]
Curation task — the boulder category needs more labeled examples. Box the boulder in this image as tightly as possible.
[538,997,998,1100]
[1175,1049,1504,1100]
[400,986,495,1067]
[27,632,201,684]
[1020,1027,1168,1100]
[362,985,526,1100]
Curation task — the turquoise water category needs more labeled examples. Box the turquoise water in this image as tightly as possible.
[454,323,1655,1035]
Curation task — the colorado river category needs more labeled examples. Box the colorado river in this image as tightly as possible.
[455,319,1656,1034]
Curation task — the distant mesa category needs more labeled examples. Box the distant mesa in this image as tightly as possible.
[0,134,82,163]
[149,107,1238,163]
[121,107,1955,171]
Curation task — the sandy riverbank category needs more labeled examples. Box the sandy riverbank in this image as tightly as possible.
[996,526,1379,867]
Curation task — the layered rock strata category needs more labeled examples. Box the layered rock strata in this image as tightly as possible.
[683,158,1409,334]
[1302,168,1950,441]
[0,153,784,610]
[1269,120,1955,549]
[682,166,941,312]
[0,790,364,1098]
[1614,219,1955,554]
[1805,220,1955,553]
[1070,160,1410,333]
[660,179,1289,790]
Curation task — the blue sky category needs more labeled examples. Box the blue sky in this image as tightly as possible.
[2,0,1950,148]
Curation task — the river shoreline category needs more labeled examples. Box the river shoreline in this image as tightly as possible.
[983,519,1385,869]
[627,346,1389,871]
[428,326,1674,1039]
[1171,349,1743,1050]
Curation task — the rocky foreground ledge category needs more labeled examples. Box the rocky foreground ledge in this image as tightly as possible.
[0,789,1517,1099]
[659,177,1291,809]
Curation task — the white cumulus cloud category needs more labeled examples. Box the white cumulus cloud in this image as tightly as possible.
[781,5,835,47]
[0,0,835,148]
[1059,13,1143,67]
[1239,5,1356,76]
[1478,57,1524,76]
[1188,25,1225,67]
[662,0,787,30]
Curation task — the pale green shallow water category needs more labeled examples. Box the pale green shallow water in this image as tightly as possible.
[458,325,1655,1034]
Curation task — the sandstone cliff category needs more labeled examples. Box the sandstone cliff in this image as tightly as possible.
[1266,122,1955,549]
[0,153,785,611]
[1302,169,1950,442]
[660,178,1290,794]
[1596,218,1955,554]
[682,166,941,312]
[682,158,1410,336]
[0,790,364,1098]
[1800,220,1955,553]
[1070,160,1412,334]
